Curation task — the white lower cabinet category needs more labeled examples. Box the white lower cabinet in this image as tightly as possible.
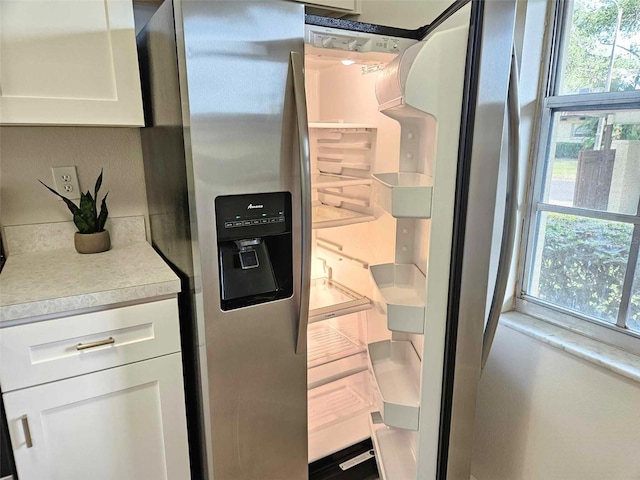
[3,353,191,480]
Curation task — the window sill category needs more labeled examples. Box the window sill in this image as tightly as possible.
[501,311,640,383]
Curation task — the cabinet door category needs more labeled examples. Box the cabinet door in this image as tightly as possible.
[3,353,190,480]
[0,0,144,126]
[293,0,360,13]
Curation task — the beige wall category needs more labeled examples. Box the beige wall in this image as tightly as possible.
[472,325,640,479]
[0,127,148,228]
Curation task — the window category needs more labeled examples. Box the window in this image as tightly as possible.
[521,0,640,339]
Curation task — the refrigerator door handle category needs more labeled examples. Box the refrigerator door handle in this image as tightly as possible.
[481,45,520,370]
[291,51,312,355]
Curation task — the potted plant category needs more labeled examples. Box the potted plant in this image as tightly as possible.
[39,169,110,254]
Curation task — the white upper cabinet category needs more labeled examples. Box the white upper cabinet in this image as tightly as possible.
[0,0,144,126]
[294,0,361,14]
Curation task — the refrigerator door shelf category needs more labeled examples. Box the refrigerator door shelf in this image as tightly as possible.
[369,412,418,480]
[312,204,375,230]
[370,263,426,334]
[368,340,421,430]
[371,172,433,218]
[309,278,371,320]
[312,173,372,189]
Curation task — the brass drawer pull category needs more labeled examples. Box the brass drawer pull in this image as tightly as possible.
[21,415,33,448]
[76,337,115,351]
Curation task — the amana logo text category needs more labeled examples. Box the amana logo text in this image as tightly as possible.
[247,204,264,210]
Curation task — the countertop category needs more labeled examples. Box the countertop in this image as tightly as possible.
[0,242,181,326]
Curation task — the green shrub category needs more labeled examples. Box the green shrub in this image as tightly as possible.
[537,213,638,323]
[554,142,583,159]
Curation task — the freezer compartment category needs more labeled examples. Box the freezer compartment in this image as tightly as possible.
[370,263,426,334]
[309,278,370,322]
[369,411,417,480]
[308,370,376,462]
[371,173,433,218]
[368,340,421,430]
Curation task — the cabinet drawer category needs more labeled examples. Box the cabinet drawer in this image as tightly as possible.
[0,299,180,392]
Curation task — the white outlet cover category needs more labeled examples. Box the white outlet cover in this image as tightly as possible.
[51,166,81,200]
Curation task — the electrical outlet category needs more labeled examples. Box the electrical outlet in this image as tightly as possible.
[51,166,81,200]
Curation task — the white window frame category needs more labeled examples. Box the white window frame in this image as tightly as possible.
[517,0,640,356]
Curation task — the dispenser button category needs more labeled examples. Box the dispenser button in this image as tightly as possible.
[277,216,285,222]
[242,221,252,226]
[252,220,261,225]
[268,218,277,223]
[239,250,260,270]
[233,221,243,227]
[225,222,233,228]
[260,219,268,224]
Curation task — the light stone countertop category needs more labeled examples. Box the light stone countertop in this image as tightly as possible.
[0,242,181,326]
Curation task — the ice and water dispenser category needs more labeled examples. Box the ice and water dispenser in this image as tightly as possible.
[215,192,293,310]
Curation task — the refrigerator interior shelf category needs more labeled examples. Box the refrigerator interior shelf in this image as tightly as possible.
[309,411,372,464]
[369,412,418,480]
[307,321,365,369]
[370,263,426,334]
[309,277,371,321]
[317,189,370,207]
[308,352,369,390]
[312,173,372,189]
[315,152,345,160]
[316,242,369,269]
[368,340,421,430]
[317,141,371,150]
[371,172,433,218]
[309,122,376,130]
[317,161,371,174]
[308,373,371,433]
[312,204,375,230]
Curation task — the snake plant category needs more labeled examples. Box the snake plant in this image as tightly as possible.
[39,169,109,234]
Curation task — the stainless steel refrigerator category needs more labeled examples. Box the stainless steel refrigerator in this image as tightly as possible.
[137,1,518,479]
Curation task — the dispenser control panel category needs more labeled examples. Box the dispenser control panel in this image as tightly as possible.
[215,192,291,242]
[223,215,284,229]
